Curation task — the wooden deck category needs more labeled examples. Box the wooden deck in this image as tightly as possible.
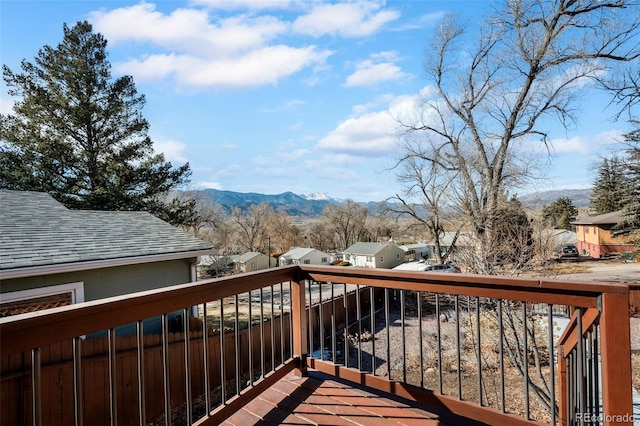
[222,370,481,426]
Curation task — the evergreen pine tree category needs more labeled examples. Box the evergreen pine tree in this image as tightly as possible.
[542,197,578,230]
[0,21,194,225]
[590,157,629,215]
[619,123,640,243]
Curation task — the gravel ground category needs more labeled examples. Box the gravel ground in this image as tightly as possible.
[632,317,640,351]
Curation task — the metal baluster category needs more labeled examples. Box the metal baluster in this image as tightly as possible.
[308,281,314,359]
[73,337,84,426]
[568,352,574,424]
[32,348,42,426]
[385,288,391,379]
[162,314,171,426]
[585,330,597,414]
[498,300,505,412]
[260,287,265,378]
[235,295,240,395]
[455,295,461,399]
[594,325,600,420]
[136,321,145,426]
[289,281,294,358]
[319,282,324,361]
[271,284,275,371]
[436,294,442,394]
[280,281,285,365]
[356,285,362,371]
[203,304,211,415]
[248,291,253,386]
[220,301,226,404]
[548,304,556,425]
[183,309,192,424]
[576,307,585,422]
[343,283,348,367]
[418,291,423,389]
[476,297,482,406]
[108,328,118,426]
[331,282,336,363]
[523,303,530,420]
[401,289,406,383]
[371,286,376,374]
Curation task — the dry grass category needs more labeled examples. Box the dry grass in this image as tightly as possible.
[528,261,591,276]
[197,295,287,331]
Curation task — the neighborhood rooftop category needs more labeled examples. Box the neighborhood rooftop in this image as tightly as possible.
[0,190,213,271]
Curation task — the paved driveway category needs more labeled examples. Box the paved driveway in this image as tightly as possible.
[555,261,640,283]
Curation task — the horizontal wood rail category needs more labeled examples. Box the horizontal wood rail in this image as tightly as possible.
[0,266,301,355]
[0,265,633,426]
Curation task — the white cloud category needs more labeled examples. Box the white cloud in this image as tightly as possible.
[548,130,623,155]
[154,139,188,163]
[91,4,286,56]
[189,0,299,11]
[114,45,332,88]
[345,51,411,87]
[90,3,334,89]
[197,181,223,189]
[315,88,436,157]
[292,1,399,37]
[316,109,398,155]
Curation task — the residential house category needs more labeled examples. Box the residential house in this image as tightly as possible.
[421,231,465,261]
[234,251,273,273]
[0,190,213,321]
[573,210,636,258]
[399,243,432,262]
[279,247,330,266]
[343,242,404,269]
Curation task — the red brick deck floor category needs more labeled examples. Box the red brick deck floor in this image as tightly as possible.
[222,370,462,426]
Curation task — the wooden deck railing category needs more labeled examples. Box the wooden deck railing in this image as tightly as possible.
[0,265,633,425]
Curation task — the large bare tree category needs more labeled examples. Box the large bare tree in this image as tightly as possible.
[321,201,369,251]
[231,203,273,252]
[388,150,462,264]
[398,0,640,265]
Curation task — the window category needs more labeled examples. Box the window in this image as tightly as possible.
[304,259,310,264]
[396,253,401,260]
[321,257,328,263]
[0,282,84,318]
[366,256,373,262]
[380,256,384,263]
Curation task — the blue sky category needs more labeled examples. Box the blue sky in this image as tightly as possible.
[1,0,634,202]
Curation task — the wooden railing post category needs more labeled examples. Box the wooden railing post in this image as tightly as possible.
[557,346,567,426]
[600,291,633,426]
[291,276,308,376]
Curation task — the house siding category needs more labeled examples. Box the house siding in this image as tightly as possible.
[575,224,635,258]
[1,258,194,302]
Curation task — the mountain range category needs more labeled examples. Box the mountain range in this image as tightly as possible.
[195,188,593,217]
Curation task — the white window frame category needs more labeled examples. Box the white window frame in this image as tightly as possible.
[1,281,85,306]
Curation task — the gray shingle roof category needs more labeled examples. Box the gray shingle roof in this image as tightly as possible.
[0,190,213,270]
[280,247,316,259]
[572,210,624,225]
[344,242,395,255]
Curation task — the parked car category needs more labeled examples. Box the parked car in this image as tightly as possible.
[423,263,460,273]
[554,244,579,260]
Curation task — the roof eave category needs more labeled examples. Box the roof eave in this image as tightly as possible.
[0,249,214,281]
